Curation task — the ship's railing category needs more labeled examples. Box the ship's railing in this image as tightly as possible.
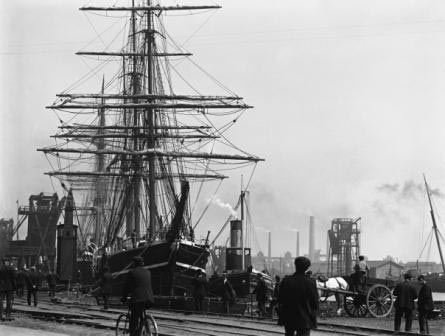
[18,205,53,214]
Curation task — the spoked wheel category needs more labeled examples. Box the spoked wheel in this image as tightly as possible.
[366,284,394,318]
[344,293,368,317]
[140,314,158,336]
[116,313,129,336]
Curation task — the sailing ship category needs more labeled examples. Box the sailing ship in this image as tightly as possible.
[418,176,445,292]
[38,1,263,296]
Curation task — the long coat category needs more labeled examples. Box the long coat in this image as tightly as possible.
[26,271,41,291]
[253,278,268,302]
[0,265,16,292]
[278,273,319,330]
[122,267,154,305]
[393,281,417,310]
[417,283,434,312]
[193,276,208,298]
[221,279,235,303]
[100,271,113,296]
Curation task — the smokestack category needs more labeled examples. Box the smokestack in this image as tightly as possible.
[309,216,315,261]
[268,231,271,266]
[296,231,300,257]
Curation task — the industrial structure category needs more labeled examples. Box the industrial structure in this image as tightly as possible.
[327,217,361,276]
[3,193,64,270]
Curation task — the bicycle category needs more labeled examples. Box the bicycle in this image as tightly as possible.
[116,300,158,336]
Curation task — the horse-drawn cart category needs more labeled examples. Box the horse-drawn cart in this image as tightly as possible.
[317,276,394,318]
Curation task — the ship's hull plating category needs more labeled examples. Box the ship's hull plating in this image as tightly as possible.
[105,240,209,296]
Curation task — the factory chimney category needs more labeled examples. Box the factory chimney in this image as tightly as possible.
[309,216,315,261]
[268,231,271,267]
[296,231,300,257]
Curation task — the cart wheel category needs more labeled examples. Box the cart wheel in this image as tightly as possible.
[366,284,393,318]
[344,293,368,317]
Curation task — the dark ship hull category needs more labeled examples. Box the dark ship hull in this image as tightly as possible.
[425,277,445,293]
[208,270,273,299]
[106,240,209,296]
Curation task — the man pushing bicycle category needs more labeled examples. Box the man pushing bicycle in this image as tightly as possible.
[121,256,154,336]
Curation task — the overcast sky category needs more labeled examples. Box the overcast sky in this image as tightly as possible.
[2,0,445,264]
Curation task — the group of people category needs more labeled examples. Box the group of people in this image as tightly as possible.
[393,272,434,334]
[0,258,59,321]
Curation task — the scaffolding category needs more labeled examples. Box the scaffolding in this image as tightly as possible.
[327,217,361,276]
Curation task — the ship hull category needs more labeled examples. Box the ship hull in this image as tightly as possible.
[104,239,209,296]
[425,278,445,293]
[208,270,273,299]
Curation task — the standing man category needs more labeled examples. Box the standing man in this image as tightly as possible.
[16,267,26,298]
[253,273,268,318]
[221,272,235,314]
[192,270,208,312]
[393,272,418,332]
[0,258,16,321]
[26,266,41,307]
[121,256,154,336]
[417,275,434,334]
[100,266,113,310]
[46,270,57,299]
[278,256,319,336]
[270,275,281,318]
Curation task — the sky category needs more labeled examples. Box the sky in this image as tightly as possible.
[2,0,445,264]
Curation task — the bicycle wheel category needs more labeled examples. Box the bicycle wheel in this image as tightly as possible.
[140,314,158,336]
[116,313,129,336]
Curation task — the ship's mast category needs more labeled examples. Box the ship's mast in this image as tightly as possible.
[423,174,445,274]
[39,2,265,249]
[146,0,156,240]
[94,77,106,244]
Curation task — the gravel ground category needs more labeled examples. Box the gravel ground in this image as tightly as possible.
[3,310,444,335]
[0,315,114,336]
[320,315,444,335]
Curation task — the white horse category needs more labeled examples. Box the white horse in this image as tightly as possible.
[316,276,349,316]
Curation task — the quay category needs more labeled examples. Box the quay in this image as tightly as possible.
[0,295,443,336]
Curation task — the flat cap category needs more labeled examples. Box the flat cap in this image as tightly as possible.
[294,256,311,272]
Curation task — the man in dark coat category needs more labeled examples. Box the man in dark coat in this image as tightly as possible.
[16,268,26,298]
[393,272,418,332]
[46,270,57,298]
[278,256,319,336]
[121,256,154,336]
[253,273,268,318]
[0,258,16,320]
[100,266,113,310]
[221,272,235,314]
[26,266,41,307]
[417,275,434,334]
[192,270,208,312]
[270,275,280,318]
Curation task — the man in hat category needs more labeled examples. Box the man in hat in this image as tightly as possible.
[417,275,434,334]
[99,266,113,310]
[0,258,16,321]
[121,256,154,336]
[270,275,281,318]
[253,273,268,318]
[46,269,58,299]
[192,269,208,312]
[221,272,235,314]
[26,266,41,307]
[278,257,319,336]
[393,272,418,332]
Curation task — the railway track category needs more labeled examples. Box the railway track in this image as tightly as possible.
[11,297,427,336]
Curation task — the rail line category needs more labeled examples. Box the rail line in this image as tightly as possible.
[11,297,428,336]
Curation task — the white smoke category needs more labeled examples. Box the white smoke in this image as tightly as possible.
[209,197,238,218]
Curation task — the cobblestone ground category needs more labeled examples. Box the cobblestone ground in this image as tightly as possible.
[320,315,444,335]
[0,315,114,336]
